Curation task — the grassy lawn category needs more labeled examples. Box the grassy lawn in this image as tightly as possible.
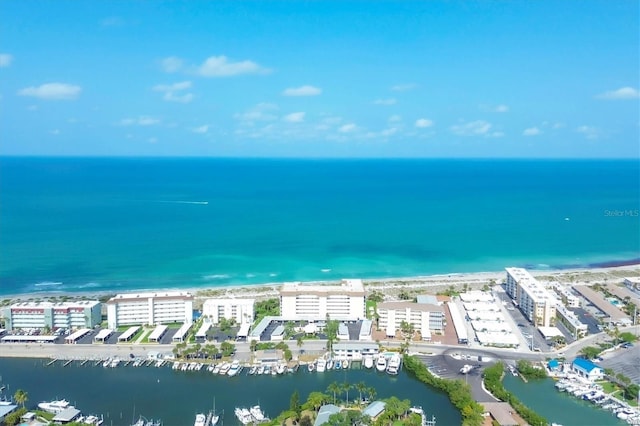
[599,381,619,393]
[166,322,184,329]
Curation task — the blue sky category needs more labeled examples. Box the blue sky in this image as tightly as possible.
[0,1,638,158]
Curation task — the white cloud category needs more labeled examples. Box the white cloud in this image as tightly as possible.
[148,137,158,144]
[197,55,268,77]
[391,83,417,92]
[373,98,396,105]
[451,120,493,136]
[282,85,322,96]
[153,80,194,103]
[576,125,599,139]
[596,87,640,100]
[119,116,160,126]
[18,83,81,100]
[415,118,434,128]
[381,127,398,137]
[388,115,402,123]
[283,112,305,123]
[0,53,13,67]
[50,129,60,135]
[101,16,124,27]
[494,104,509,113]
[192,125,209,134]
[338,123,357,133]
[161,56,183,73]
[235,103,279,125]
[480,104,509,113]
[523,127,541,136]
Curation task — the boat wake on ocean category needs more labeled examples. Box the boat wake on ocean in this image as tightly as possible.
[157,200,209,205]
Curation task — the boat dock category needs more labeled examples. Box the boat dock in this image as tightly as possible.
[46,359,57,366]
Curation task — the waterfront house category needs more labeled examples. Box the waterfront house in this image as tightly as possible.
[362,401,386,421]
[571,358,604,381]
[314,404,341,426]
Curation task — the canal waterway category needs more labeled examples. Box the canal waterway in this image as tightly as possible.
[502,374,625,426]
[0,358,460,425]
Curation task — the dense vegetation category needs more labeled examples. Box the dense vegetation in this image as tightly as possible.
[482,362,547,426]
[402,355,484,426]
[254,298,280,324]
[515,360,547,380]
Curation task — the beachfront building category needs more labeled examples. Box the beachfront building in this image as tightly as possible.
[201,298,255,325]
[106,291,193,329]
[555,303,588,339]
[571,358,604,381]
[505,268,557,327]
[624,277,640,294]
[376,301,445,340]
[279,279,365,321]
[2,300,101,331]
[551,283,580,308]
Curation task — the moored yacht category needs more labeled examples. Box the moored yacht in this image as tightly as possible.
[326,359,334,370]
[363,355,374,369]
[250,405,267,422]
[194,413,206,426]
[386,354,401,375]
[307,361,315,372]
[316,358,326,373]
[38,399,72,414]
[227,360,241,376]
[375,355,387,372]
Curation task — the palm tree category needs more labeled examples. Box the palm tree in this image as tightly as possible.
[296,336,304,351]
[14,389,27,408]
[355,381,367,403]
[341,382,351,405]
[305,391,329,411]
[326,382,341,405]
[367,386,377,402]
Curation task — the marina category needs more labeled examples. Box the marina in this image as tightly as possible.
[0,356,458,425]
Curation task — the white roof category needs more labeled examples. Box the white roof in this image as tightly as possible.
[476,331,519,346]
[459,291,493,303]
[537,326,564,338]
[447,302,468,342]
[466,311,506,321]
[1,335,58,342]
[463,302,500,312]
[471,320,511,332]
[237,323,251,338]
[94,329,113,340]
[118,326,140,341]
[172,323,190,340]
[195,322,211,338]
[65,328,91,342]
[148,325,168,340]
[10,300,100,309]
[625,277,640,284]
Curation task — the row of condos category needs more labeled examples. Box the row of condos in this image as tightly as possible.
[106,291,194,329]
[279,279,366,321]
[505,267,557,327]
[2,301,101,331]
[376,301,445,341]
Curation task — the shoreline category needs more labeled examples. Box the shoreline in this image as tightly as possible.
[2,262,639,302]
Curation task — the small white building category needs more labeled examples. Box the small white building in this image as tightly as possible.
[571,358,604,381]
[202,298,255,325]
[106,291,193,329]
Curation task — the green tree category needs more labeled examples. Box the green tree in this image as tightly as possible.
[355,381,367,403]
[290,389,301,419]
[220,341,235,357]
[578,346,601,359]
[327,382,341,405]
[250,339,258,352]
[325,318,339,354]
[300,415,312,426]
[13,389,28,408]
[304,391,330,411]
[340,382,352,405]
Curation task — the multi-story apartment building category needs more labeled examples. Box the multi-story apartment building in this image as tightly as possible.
[552,283,580,308]
[505,268,557,327]
[555,303,588,338]
[106,291,193,329]
[376,301,445,341]
[279,279,365,321]
[3,300,101,331]
[202,298,255,324]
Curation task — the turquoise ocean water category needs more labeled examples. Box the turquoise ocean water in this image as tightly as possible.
[0,157,638,296]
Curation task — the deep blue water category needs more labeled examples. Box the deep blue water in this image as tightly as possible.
[0,157,638,296]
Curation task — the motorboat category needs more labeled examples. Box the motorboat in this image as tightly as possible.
[234,408,253,425]
[307,361,315,372]
[194,413,206,426]
[38,399,72,414]
[363,355,374,369]
[250,405,267,422]
[218,362,231,375]
[342,359,350,369]
[386,354,401,375]
[334,360,341,370]
[375,356,387,372]
[227,360,241,376]
[326,359,334,370]
[276,363,286,374]
[257,365,265,375]
[131,416,162,426]
[248,365,257,375]
[316,358,326,373]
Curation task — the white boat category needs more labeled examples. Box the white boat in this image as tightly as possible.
[248,365,257,375]
[227,360,241,376]
[250,405,267,422]
[38,399,72,414]
[211,364,220,374]
[218,362,231,375]
[234,408,253,425]
[194,413,206,426]
[316,358,326,373]
[386,354,401,375]
[326,359,334,370]
[342,359,350,369]
[307,361,315,372]
[276,363,286,375]
[83,415,104,425]
[375,356,387,372]
[257,365,265,375]
[363,356,374,369]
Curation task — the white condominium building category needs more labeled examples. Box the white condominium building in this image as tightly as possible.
[3,300,101,331]
[505,268,557,327]
[279,279,366,321]
[376,301,445,340]
[106,291,193,329]
[552,283,580,308]
[202,298,255,324]
[555,303,588,338]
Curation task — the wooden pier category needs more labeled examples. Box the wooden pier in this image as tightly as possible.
[63,359,73,367]
[80,359,89,366]
[46,359,57,366]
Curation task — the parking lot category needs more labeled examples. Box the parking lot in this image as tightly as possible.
[600,345,640,384]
